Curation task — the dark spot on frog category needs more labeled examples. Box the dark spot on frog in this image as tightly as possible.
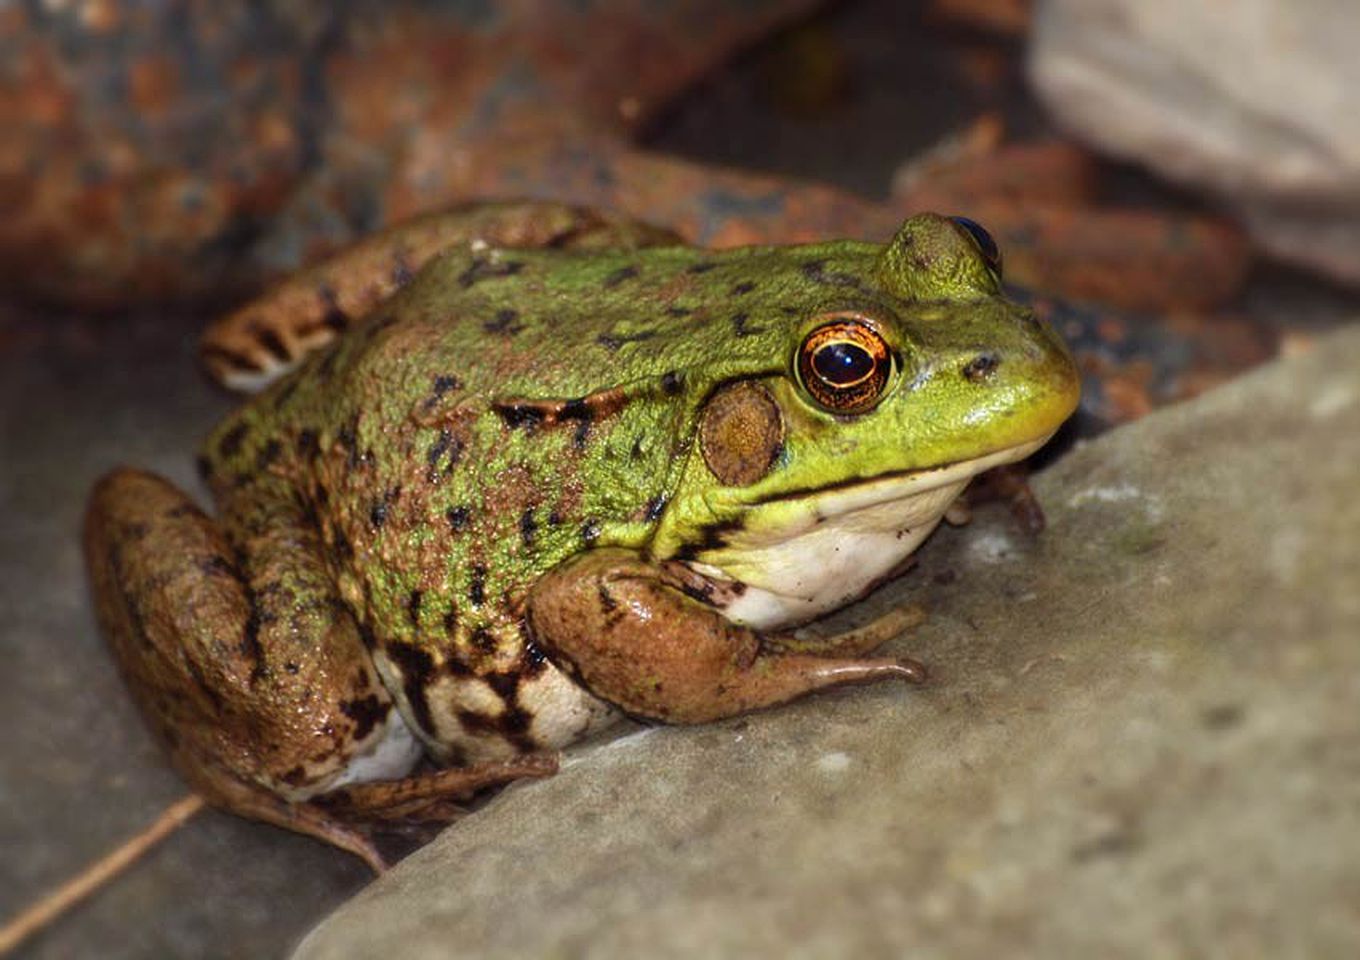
[284,661,300,675]
[678,579,714,605]
[630,435,646,460]
[240,605,265,681]
[318,284,349,332]
[596,582,618,614]
[385,641,436,734]
[1201,703,1245,730]
[520,636,549,677]
[426,429,461,481]
[217,423,249,460]
[458,257,525,289]
[255,439,282,471]
[407,589,423,629]
[431,374,461,400]
[442,607,458,635]
[597,330,656,350]
[494,403,546,430]
[581,519,601,545]
[391,251,415,287]
[602,265,639,288]
[644,494,668,522]
[336,417,359,466]
[296,428,320,457]
[520,508,538,547]
[166,503,201,520]
[483,308,523,336]
[280,765,309,787]
[660,371,683,395]
[251,324,291,364]
[340,695,387,741]
[469,626,496,654]
[181,652,224,710]
[672,520,741,562]
[469,565,487,607]
[332,527,353,561]
[447,505,471,532]
[573,420,591,449]
[962,354,1000,382]
[198,555,245,583]
[800,259,870,291]
[369,486,400,530]
[667,305,693,317]
[687,261,718,274]
[732,312,763,337]
[558,398,592,422]
[547,510,563,527]
[730,281,756,295]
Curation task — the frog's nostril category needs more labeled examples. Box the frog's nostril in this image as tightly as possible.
[961,354,1000,383]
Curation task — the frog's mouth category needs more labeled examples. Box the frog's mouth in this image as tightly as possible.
[680,435,1051,630]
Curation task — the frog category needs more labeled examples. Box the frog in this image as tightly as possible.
[84,202,1079,871]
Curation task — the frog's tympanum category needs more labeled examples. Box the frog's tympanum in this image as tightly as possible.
[85,203,1079,868]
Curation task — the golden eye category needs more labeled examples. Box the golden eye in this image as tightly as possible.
[797,316,892,414]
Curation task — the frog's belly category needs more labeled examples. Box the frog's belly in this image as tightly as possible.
[374,651,620,765]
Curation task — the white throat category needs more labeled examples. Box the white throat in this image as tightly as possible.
[686,438,1049,630]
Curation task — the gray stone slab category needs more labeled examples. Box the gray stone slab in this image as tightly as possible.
[294,327,1360,960]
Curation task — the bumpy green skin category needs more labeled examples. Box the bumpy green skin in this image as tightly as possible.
[87,209,1078,863]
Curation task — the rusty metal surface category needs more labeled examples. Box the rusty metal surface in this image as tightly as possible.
[2,0,1248,320]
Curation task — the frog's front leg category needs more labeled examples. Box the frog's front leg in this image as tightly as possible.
[84,469,552,870]
[527,550,925,725]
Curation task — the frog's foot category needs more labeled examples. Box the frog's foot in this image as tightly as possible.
[770,604,927,659]
[316,754,559,823]
[528,550,926,726]
[961,463,1047,535]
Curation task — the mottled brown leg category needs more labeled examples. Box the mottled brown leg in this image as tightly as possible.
[85,468,554,871]
[527,549,925,725]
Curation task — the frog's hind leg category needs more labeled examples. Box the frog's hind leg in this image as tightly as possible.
[200,201,681,392]
[84,468,493,869]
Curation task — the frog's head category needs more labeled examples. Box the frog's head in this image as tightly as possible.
[652,213,1080,628]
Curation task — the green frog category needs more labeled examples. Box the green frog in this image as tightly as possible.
[84,202,1079,869]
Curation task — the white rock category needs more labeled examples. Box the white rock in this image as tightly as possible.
[1030,0,1360,284]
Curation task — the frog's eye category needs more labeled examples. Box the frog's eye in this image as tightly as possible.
[797,317,893,414]
[949,216,1003,277]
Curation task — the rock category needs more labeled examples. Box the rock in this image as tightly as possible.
[292,327,1360,959]
[1030,0,1360,286]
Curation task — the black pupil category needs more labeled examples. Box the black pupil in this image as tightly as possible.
[950,215,1000,265]
[813,341,874,386]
